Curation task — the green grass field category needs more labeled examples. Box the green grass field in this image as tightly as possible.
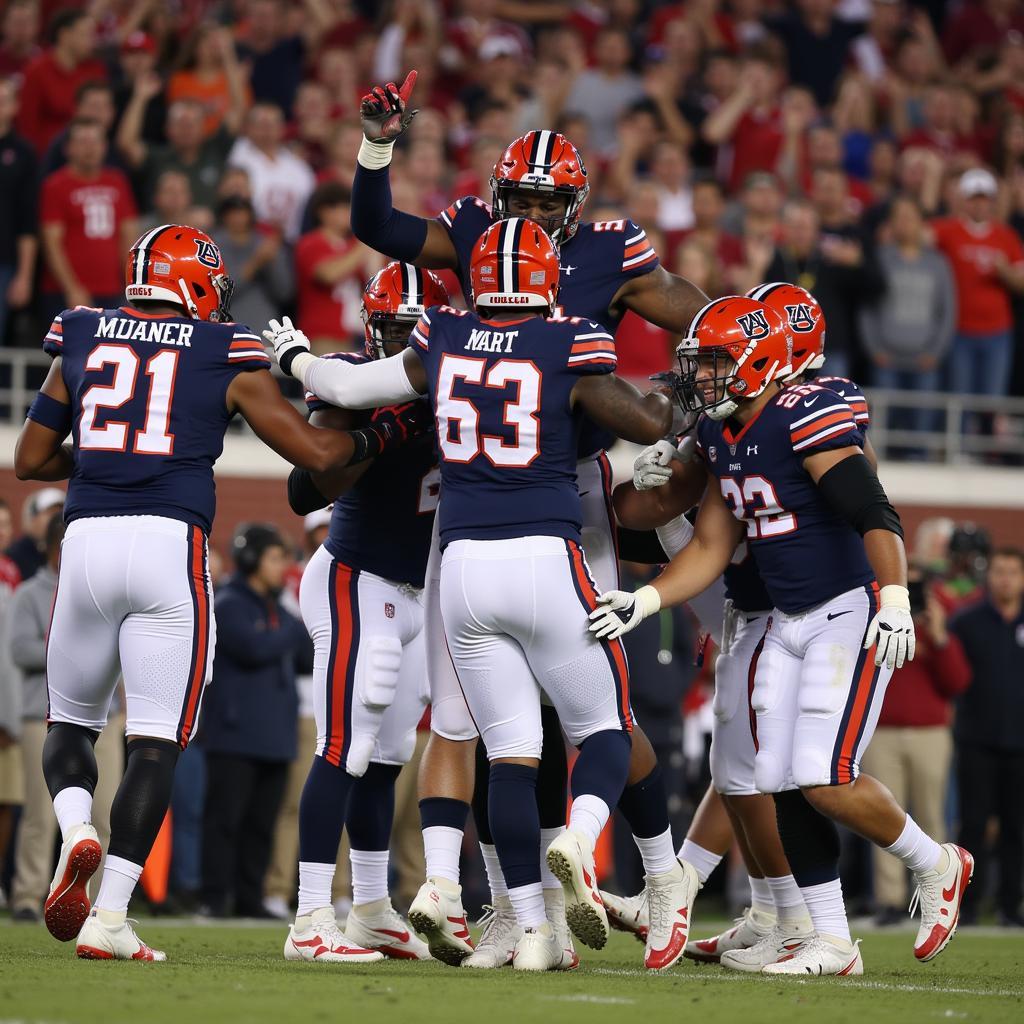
[1,920,1022,1024]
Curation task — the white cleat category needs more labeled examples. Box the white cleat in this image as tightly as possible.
[719,917,815,973]
[344,898,431,960]
[600,886,648,944]
[545,830,608,950]
[284,906,384,963]
[76,909,166,961]
[45,823,102,942]
[686,905,777,964]
[512,921,563,972]
[761,933,863,976]
[544,886,580,970]
[644,859,700,971]
[910,843,974,963]
[407,877,474,967]
[462,896,519,969]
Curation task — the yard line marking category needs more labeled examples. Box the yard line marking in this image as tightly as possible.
[539,995,636,1005]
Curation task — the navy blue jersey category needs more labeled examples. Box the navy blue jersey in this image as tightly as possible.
[44,306,270,534]
[696,383,873,614]
[410,305,615,546]
[723,545,773,613]
[305,353,437,588]
[437,197,659,456]
[815,375,870,430]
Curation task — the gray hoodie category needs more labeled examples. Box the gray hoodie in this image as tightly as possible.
[858,244,956,370]
[7,565,57,722]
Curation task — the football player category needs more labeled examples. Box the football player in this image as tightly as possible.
[590,296,974,976]
[281,263,450,964]
[350,71,708,970]
[14,226,421,962]
[604,284,873,971]
[266,218,673,970]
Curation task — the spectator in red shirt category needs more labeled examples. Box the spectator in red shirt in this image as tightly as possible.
[39,118,138,320]
[294,182,379,352]
[677,178,747,291]
[902,83,987,161]
[861,571,970,925]
[701,44,786,194]
[15,8,106,156]
[0,0,41,84]
[933,167,1024,398]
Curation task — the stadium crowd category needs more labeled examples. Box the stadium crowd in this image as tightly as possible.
[0,0,1023,932]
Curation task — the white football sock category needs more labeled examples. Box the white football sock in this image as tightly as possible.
[885,814,945,875]
[767,874,809,926]
[479,843,509,901]
[539,827,565,890]
[350,848,389,907]
[568,795,609,848]
[678,839,723,885]
[634,826,678,877]
[297,861,335,917]
[94,855,142,915]
[749,875,774,916]
[53,787,93,841]
[508,881,546,930]
[422,825,462,884]
[799,878,851,944]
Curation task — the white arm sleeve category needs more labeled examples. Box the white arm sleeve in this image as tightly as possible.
[654,513,695,559]
[293,351,421,410]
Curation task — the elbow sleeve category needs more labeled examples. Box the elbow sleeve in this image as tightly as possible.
[351,164,429,263]
[303,351,420,410]
[816,454,904,538]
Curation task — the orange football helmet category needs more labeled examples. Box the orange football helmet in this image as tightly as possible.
[470,217,560,312]
[125,225,233,322]
[674,296,792,420]
[490,130,590,243]
[747,281,826,380]
[361,261,449,359]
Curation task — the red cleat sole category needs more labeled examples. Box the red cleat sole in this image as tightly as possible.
[915,847,975,963]
[45,838,102,942]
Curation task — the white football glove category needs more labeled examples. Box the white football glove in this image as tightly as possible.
[864,584,917,670]
[588,585,661,640]
[262,316,311,376]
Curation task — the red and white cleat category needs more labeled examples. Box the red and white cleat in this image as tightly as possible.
[76,910,166,961]
[643,859,700,971]
[544,886,580,971]
[719,917,814,973]
[761,934,863,976]
[685,906,776,964]
[284,907,385,963]
[344,898,431,960]
[546,830,609,950]
[407,877,475,966]
[600,886,648,944]
[910,843,974,963]
[45,823,102,942]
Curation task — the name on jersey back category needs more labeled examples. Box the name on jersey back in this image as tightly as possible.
[464,327,518,353]
[95,314,195,347]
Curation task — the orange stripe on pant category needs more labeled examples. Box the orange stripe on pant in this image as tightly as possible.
[324,562,358,767]
[178,526,209,748]
[567,540,632,731]
[833,583,881,785]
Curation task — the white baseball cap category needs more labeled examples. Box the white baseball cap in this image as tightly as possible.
[29,487,65,515]
[959,167,998,198]
[303,507,333,533]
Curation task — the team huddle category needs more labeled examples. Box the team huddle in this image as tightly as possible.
[15,70,973,975]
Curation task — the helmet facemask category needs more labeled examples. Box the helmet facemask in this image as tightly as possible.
[490,180,588,245]
[362,310,421,360]
[674,348,746,421]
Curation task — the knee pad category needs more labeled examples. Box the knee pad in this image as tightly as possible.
[43,723,99,800]
[797,644,852,719]
[791,746,834,789]
[430,692,479,742]
[359,635,402,709]
[712,652,743,724]
[754,750,790,795]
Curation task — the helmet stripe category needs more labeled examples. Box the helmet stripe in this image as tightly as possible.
[132,224,167,285]
[526,130,541,167]
[748,281,788,302]
[138,224,176,285]
[498,219,513,293]
[532,129,553,174]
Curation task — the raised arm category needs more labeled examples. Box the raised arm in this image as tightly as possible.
[350,70,458,268]
[571,373,672,445]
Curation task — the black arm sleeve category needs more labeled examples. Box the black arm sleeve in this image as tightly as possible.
[815,454,904,538]
[287,468,330,516]
[350,163,429,262]
[616,526,669,565]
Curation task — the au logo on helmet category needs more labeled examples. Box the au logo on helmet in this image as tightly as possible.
[194,238,221,269]
[784,302,816,333]
[736,309,770,341]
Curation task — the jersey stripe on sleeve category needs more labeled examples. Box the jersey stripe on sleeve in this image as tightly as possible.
[622,228,658,271]
[44,315,63,352]
[568,327,616,368]
[437,198,466,229]
[790,401,858,452]
[411,311,431,350]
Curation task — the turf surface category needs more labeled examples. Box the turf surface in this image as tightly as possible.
[1,920,1022,1024]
